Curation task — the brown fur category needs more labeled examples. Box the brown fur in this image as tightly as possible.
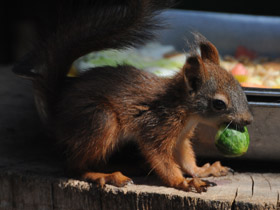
[13,0,253,192]
[53,41,252,192]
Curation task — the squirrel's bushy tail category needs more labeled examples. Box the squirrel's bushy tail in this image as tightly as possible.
[13,0,173,117]
[14,0,173,86]
[12,0,174,124]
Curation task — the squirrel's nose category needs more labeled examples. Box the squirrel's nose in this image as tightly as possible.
[240,113,253,126]
[232,112,253,127]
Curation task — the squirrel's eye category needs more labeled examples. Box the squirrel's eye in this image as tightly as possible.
[212,99,227,111]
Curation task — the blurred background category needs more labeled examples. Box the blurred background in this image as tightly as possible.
[0,0,279,65]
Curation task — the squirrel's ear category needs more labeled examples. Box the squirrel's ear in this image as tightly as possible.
[193,33,220,65]
[183,55,208,93]
[199,40,220,65]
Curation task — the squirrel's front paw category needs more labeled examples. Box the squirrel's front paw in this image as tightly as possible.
[194,161,234,178]
[175,178,214,193]
[188,178,216,193]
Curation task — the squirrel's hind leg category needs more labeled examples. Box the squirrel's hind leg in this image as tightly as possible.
[82,171,133,188]
[60,106,132,187]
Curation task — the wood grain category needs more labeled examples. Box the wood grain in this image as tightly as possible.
[1,170,279,210]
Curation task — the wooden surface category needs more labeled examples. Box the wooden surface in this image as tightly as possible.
[1,164,279,210]
[0,66,279,210]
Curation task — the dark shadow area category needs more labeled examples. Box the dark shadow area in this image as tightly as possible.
[197,158,280,174]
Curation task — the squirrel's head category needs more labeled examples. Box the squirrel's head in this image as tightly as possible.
[182,34,253,129]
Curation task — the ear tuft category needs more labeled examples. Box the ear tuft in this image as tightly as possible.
[193,33,220,65]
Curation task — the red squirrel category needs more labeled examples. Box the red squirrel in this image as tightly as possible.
[13,0,253,192]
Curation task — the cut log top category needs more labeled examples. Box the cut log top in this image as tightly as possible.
[0,66,279,210]
[1,159,279,210]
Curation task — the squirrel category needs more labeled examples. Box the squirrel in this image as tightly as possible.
[13,0,253,193]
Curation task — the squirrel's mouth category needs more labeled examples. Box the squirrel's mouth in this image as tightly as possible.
[224,122,245,132]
